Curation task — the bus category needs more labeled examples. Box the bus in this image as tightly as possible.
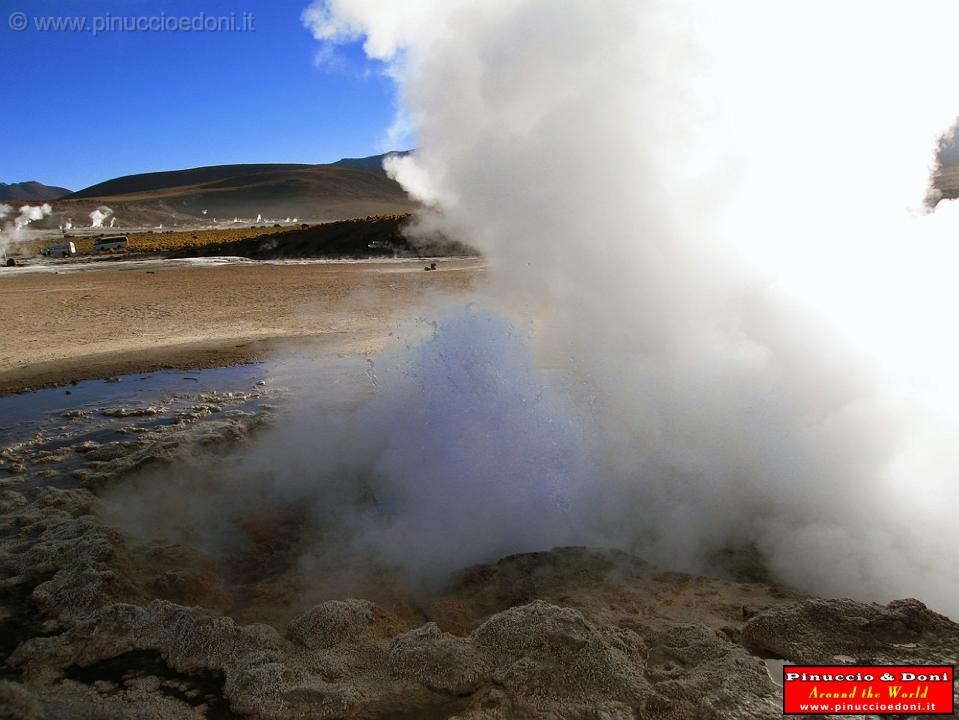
[94,235,129,251]
[41,242,76,258]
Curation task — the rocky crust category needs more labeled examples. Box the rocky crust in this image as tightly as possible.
[1,407,957,718]
[2,478,957,719]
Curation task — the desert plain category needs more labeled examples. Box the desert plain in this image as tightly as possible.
[0,257,484,395]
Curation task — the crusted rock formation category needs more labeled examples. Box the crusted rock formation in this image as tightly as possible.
[2,412,957,718]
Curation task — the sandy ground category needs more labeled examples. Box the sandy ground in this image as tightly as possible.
[0,258,485,395]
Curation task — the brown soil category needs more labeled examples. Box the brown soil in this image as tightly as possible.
[0,258,486,395]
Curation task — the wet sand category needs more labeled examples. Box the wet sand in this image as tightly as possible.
[0,258,485,395]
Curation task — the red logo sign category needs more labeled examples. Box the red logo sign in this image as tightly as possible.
[783,665,955,715]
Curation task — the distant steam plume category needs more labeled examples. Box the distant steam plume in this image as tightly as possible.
[1,203,53,254]
[140,1,959,615]
[13,203,52,231]
[90,205,113,228]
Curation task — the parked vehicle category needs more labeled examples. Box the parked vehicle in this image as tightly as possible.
[94,235,129,251]
[41,242,76,258]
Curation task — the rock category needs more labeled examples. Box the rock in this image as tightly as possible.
[645,692,673,711]
[84,442,140,462]
[0,463,953,720]
[286,599,375,649]
[742,597,959,664]
[9,515,116,576]
[472,600,648,704]
[0,490,26,513]
[0,680,43,720]
[100,406,163,418]
[32,449,75,466]
[388,622,490,694]
[32,564,119,618]
[636,623,778,718]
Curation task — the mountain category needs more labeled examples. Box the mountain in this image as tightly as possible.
[331,150,412,170]
[43,157,416,228]
[0,181,71,201]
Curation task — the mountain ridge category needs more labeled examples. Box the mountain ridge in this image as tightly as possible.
[27,153,416,227]
[0,181,72,202]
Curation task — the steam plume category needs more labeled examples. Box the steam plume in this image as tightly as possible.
[90,205,113,228]
[301,0,959,613]
[13,203,52,231]
[1,203,53,254]
[111,1,957,615]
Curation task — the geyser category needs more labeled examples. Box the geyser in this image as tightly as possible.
[303,0,959,614]
[102,0,959,617]
[90,205,113,228]
[0,202,53,253]
[13,203,52,231]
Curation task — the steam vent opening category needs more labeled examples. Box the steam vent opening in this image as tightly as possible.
[4,2,959,719]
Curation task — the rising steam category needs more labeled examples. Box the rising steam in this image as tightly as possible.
[13,203,52,231]
[0,203,53,254]
[303,0,959,614]
[112,1,959,614]
[90,205,114,228]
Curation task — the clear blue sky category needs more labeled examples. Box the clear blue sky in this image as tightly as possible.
[1,0,399,190]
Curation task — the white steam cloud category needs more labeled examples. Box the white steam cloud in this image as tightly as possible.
[144,1,958,614]
[1,203,53,254]
[90,205,113,228]
[13,203,52,231]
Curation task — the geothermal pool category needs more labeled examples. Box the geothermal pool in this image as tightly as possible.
[0,366,273,490]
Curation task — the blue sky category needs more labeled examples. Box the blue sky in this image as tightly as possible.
[1,0,399,190]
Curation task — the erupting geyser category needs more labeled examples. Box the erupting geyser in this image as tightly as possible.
[300,0,959,615]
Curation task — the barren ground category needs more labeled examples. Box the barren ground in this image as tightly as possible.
[0,258,485,395]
